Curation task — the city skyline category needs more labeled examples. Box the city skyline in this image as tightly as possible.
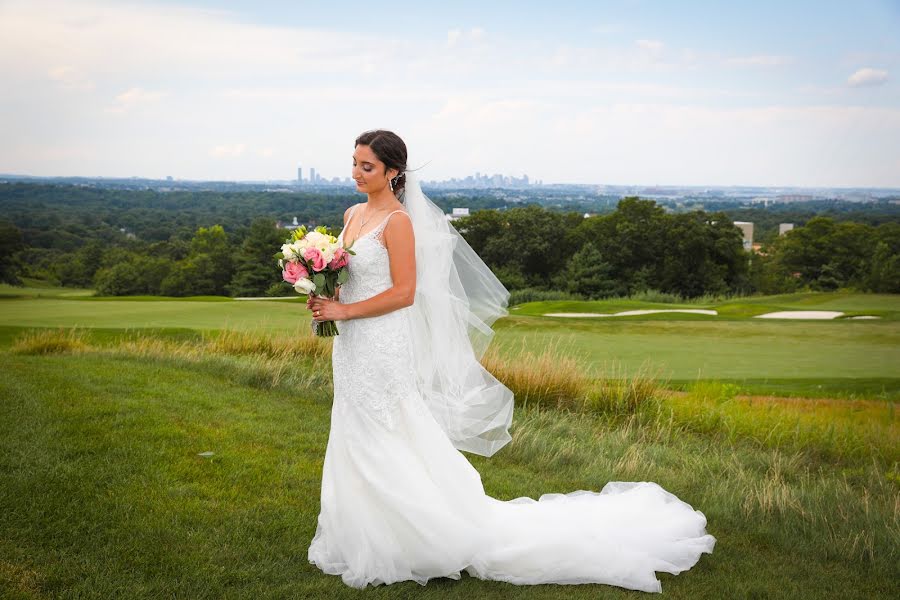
[1,1,898,187]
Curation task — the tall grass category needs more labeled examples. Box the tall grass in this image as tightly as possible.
[480,339,662,416]
[582,359,667,415]
[480,341,590,411]
[507,287,585,306]
[200,328,330,361]
[11,327,89,354]
[10,327,897,468]
[654,381,899,465]
[10,327,333,393]
[4,349,899,598]
[620,288,746,304]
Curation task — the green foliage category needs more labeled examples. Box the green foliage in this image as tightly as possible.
[228,218,287,297]
[507,287,584,306]
[0,219,25,284]
[867,241,900,293]
[93,255,173,296]
[57,240,105,287]
[2,181,897,300]
[560,241,620,298]
[159,254,219,297]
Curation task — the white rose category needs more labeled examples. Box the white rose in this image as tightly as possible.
[293,277,316,294]
[281,243,296,260]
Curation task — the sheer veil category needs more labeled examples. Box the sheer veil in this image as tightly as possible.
[400,169,514,457]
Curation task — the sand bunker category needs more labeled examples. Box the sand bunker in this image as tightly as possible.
[754,311,844,319]
[848,315,881,319]
[544,309,718,318]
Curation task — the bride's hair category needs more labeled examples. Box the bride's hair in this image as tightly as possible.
[354,129,407,197]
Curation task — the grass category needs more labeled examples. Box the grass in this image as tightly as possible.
[492,318,900,390]
[1,335,898,598]
[3,291,897,390]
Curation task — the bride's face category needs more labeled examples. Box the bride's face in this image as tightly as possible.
[352,144,395,194]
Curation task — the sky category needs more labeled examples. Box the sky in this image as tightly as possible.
[1,0,899,187]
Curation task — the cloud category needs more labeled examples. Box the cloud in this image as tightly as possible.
[47,65,94,90]
[591,23,623,35]
[635,39,664,53]
[210,143,246,158]
[446,27,485,48]
[724,54,792,67]
[0,0,396,82]
[847,67,889,87]
[106,87,167,113]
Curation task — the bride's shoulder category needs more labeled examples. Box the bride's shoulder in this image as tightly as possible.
[343,203,360,225]
[382,207,414,242]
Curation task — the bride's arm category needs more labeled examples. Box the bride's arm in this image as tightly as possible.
[309,212,416,321]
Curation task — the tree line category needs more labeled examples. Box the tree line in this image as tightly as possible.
[0,183,897,298]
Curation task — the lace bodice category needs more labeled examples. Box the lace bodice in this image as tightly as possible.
[336,204,407,304]
[331,204,417,430]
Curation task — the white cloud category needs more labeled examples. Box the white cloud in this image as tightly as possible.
[635,39,664,53]
[106,87,167,113]
[725,54,792,67]
[47,65,94,90]
[591,23,623,35]
[0,0,897,186]
[847,67,889,87]
[210,144,246,158]
[446,27,485,49]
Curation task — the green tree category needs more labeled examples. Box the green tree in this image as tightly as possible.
[776,216,836,284]
[866,241,900,293]
[58,240,105,288]
[0,220,25,284]
[159,254,219,296]
[561,242,620,298]
[93,255,173,296]
[188,224,234,295]
[227,218,288,297]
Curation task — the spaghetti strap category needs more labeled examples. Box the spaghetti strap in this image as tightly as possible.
[340,204,361,241]
[369,209,410,246]
[372,209,409,234]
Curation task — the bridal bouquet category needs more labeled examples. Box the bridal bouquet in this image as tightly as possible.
[276,224,353,337]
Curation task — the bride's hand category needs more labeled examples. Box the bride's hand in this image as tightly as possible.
[309,296,348,321]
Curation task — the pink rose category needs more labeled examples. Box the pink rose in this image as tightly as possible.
[329,247,349,269]
[304,247,327,272]
[282,260,308,284]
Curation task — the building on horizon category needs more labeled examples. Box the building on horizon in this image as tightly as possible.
[733,221,754,251]
[447,207,470,221]
[297,166,303,183]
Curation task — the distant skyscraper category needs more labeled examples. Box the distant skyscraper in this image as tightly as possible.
[310,167,317,183]
[297,166,303,183]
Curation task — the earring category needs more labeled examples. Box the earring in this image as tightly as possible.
[389,177,394,192]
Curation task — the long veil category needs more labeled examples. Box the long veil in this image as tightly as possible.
[400,170,514,457]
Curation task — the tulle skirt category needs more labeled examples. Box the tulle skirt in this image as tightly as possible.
[308,370,716,593]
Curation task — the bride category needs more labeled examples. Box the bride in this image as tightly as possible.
[305,129,716,593]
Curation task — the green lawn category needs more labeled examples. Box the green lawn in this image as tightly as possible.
[2,290,898,399]
[2,350,897,599]
[493,318,899,387]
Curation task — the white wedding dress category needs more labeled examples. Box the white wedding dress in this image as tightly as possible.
[307,207,716,593]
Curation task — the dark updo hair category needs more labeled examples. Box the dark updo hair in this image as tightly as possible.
[355,129,407,197]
